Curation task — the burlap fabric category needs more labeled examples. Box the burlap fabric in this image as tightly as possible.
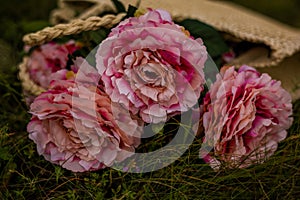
[21,0,300,100]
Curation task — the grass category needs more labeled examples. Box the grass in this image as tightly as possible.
[1,105,299,199]
[0,0,300,199]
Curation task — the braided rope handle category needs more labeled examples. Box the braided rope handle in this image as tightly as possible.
[23,13,126,46]
[18,57,46,96]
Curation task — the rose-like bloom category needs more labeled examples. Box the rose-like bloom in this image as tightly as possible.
[96,9,207,123]
[26,40,81,88]
[27,65,142,172]
[201,65,293,170]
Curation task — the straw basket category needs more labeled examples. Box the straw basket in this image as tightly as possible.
[19,0,300,100]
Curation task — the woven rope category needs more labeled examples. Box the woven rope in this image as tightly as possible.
[18,57,46,96]
[23,13,126,46]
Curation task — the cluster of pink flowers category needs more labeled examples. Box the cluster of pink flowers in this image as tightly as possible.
[25,9,293,172]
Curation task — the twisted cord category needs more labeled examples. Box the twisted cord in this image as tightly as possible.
[23,13,126,46]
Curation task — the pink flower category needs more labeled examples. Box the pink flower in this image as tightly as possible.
[27,65,142,172]
[96,9,207,123]
[26,40,81,88]
[201,65,293,170]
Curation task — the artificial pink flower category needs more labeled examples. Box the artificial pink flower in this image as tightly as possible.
[96,9,207,123]
[26,40,81,88]
[201,65,293,170]
[27,65,142,172]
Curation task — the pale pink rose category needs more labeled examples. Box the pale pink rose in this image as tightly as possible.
[201,65,293,170]
[26,40,81,88]
[96,9,207,123]
[27,66,142,172]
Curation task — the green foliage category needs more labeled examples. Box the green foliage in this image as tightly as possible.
[111,0,126,13]
[126,5,138,18]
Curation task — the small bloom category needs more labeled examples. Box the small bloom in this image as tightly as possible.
[201,65,293,169]
[27,65,143,172]
[26,40,81,89]
[96,9,207,123]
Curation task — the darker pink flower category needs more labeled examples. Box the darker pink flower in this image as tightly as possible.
[201,65,293,169]
[26,40,81,88]
[96,9,207,123]
[27,66,142,172]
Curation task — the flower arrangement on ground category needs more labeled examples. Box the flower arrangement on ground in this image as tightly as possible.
[23,3,293,172]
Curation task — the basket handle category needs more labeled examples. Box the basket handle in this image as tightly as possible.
[23,13,126,46]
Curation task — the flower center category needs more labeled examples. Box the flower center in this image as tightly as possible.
[136,63,164,85]
[144,69,159,80]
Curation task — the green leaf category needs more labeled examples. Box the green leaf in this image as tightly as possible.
[89,29,107,44]
[126,5,138,18]
[111,0,126,13]
[85,46,98,67]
